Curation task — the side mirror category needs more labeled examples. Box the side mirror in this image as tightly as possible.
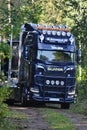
[77,50,81,64]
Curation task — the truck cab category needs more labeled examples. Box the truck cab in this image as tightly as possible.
[18,23,77,109]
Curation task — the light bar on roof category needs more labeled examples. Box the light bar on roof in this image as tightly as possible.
[62,31,66,36]
[52,31,56,36]
[57,31,61,36]
[67,32,71,37]
[37,26,70,32]
[47,31,51,35]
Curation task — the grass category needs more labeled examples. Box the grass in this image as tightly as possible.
[0,119,16,130]
[0,108,27,130]
[8,109,26,119]
[42,108,76,130]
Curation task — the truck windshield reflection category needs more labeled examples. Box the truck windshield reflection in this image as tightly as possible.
[37,50,75,62]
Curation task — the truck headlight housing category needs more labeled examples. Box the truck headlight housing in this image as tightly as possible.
[36,64,45,75]
[68,89,75,95]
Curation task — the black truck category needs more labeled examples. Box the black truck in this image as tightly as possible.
[6,23,81,109]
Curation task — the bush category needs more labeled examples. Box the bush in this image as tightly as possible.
[0,75,11,128]
[76,80,87,100]
[0,41,11,124]
[0,84,11,119]
[76,66,87,101]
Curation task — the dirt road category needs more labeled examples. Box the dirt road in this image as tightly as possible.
[9,104,87,130]
[10,104,52,130]
[56,109,87,130]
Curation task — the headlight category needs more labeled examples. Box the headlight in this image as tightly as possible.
[51,80,55,85]
[56,80,59,85]
[46,80,50,85]
[61,81,64,86]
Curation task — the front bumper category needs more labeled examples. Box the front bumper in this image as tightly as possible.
[32,94,76,103]
[30,87,76,103]
[32,75,76,103]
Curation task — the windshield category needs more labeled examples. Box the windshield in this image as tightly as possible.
[37,50,75,62]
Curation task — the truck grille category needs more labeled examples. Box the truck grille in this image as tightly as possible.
[44,86,66,92]
[44,92,65,98]
[35,75,75,87]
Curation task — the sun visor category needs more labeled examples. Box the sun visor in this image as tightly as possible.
[38,42,76,52]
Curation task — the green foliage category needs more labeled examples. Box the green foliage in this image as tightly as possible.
[0,103,8,120]
[0,85,11,102]
[0,84,11,130]
[76,65,87,101]
[0,61,11,126]
[39,0,63,25]
[0,35,11,127]
[0,41,10,60]
[77,80,87,100]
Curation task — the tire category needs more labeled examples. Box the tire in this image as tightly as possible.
[34,101,46,107]
[61,103,70,109]
[6,99,14,106]
[21,94,27,107]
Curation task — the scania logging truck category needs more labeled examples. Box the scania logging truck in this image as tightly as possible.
[6,23,81,109]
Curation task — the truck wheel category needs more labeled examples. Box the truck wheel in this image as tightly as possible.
[33,101,45,107]
[61,103,70,109]
[6,99,14,106]
[21,94,27,106]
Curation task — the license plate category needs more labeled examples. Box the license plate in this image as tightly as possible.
[49,98,60,101]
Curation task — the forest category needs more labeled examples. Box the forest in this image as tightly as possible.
[0,0,87,126]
